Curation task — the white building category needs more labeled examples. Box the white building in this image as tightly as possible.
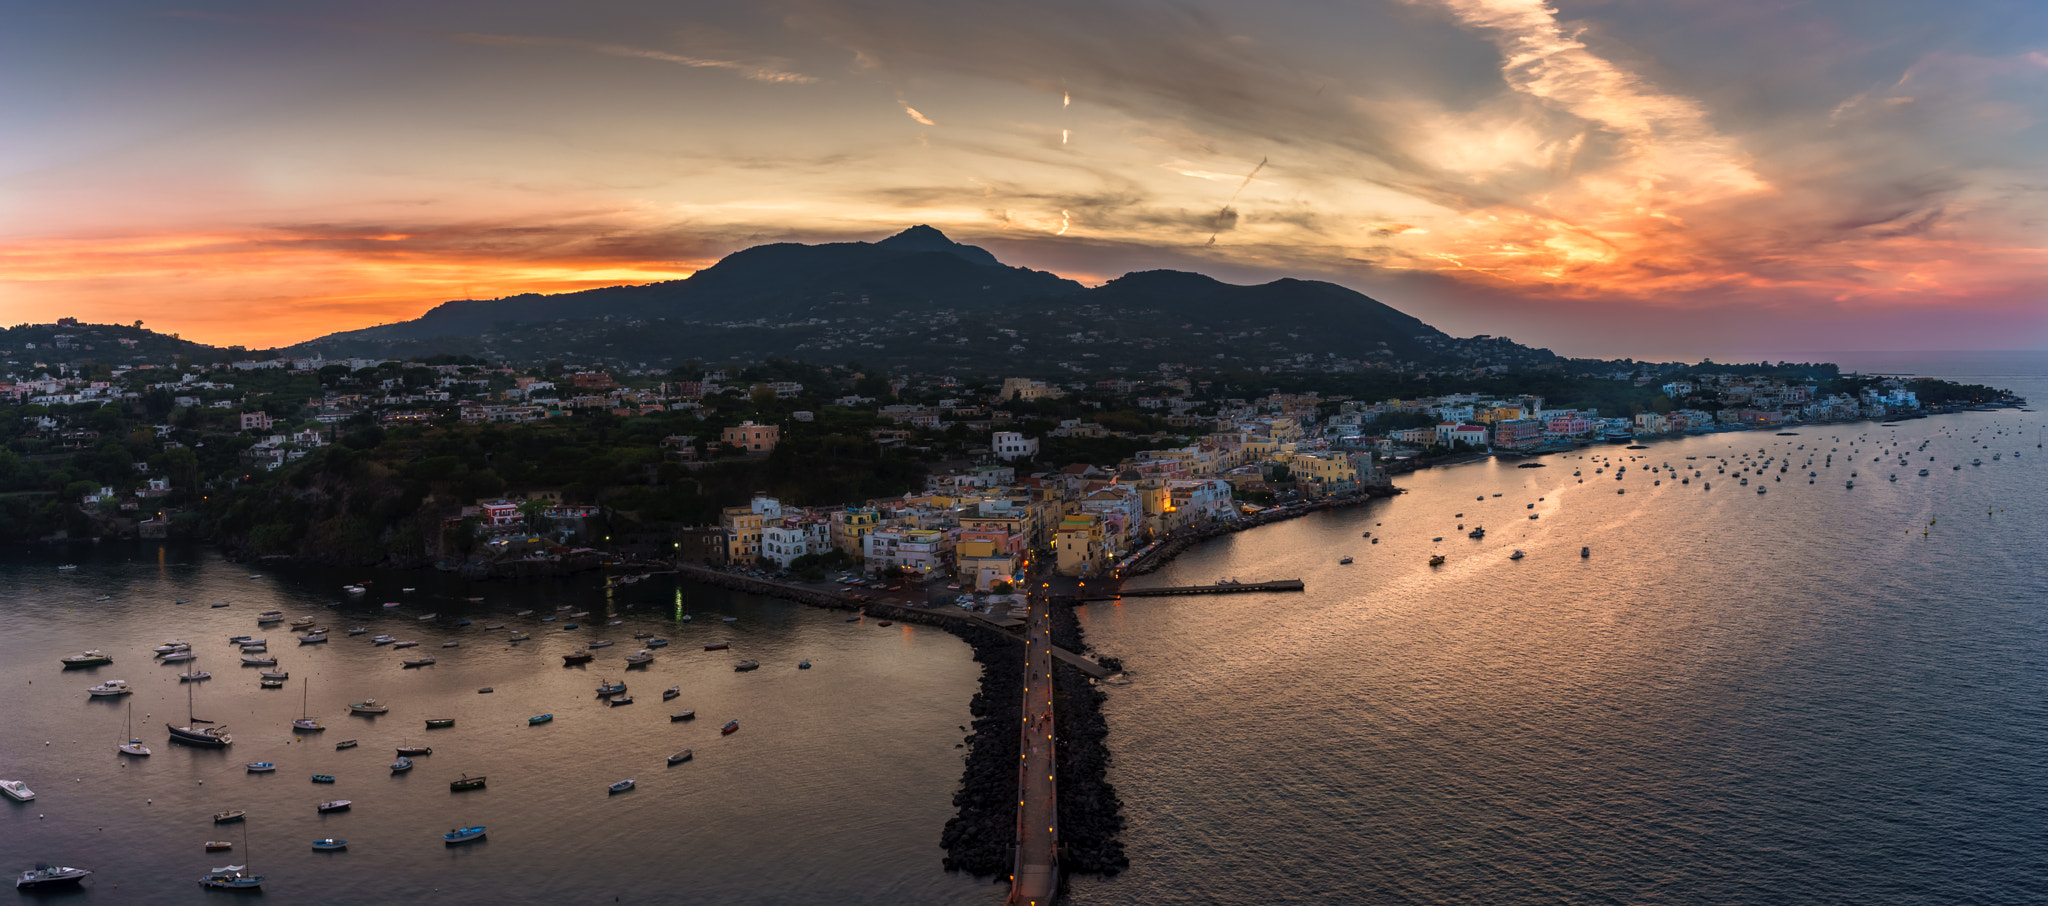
[991,431,1039,461]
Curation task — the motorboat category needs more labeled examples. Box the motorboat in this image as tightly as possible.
[290,617,316,629]
[608,778,636,794]
[61,650,113,668]
[595,680,626,696]
[425,718,455,729]
[486,623,506,630]
[1582,547,1592,558]
[162,650,197,662]
[213,810,245,823]
[608,694,634,706]
[721,719,739,735]
[371,635,397,645]
[1468,527,1485,539]
[529,714,553,725]
[625,650,654,666]
[335,740,357,750]
[293,717,324,731]
[670,710,696,722]
[667,749,694,765]
[444,826,487,845]
[212,602,230,608]
[516,610,534,616]
[316,799,350,813]
[401,657,436,668]
[16,864,92,890]
[562,651,594,665]
[88,679,133,697]
[734,660,760,672]
[347,700,389,715]
[645,637,668,648]
[154,641,192,655]
[440,641,459,648]
[391,757,414,773]
[246,762,276,773]
[0,780,33,802]
[178,671,211,683]
[633,632,654,639]
[417,613,437,621]
[312,839,347,851]
[197,866,262,890]
[344,585,366,596]
[662,686,680,701]
[312,774,336,784]
[450,774,486,792]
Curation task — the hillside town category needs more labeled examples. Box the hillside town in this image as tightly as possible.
[3,333,2016,586]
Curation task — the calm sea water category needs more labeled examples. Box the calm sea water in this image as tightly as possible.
[0,554,989,905]
[1069,352,2048,905]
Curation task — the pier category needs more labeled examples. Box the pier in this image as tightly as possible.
[1007,590,1060,906]
[1073,579,1304,602]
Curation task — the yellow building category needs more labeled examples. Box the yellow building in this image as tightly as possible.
[1055,514,1107,577]
[831,506,879,556]
[720,505,763,564]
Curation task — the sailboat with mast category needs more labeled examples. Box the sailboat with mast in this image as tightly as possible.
[118,698,151,756]
[196,819,262,890]
[168,660,232,748]
[293,674,324,732]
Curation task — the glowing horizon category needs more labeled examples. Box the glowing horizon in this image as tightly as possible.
[3,0,2043,358]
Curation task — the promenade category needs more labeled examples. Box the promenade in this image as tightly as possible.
[1007,582,1060,905]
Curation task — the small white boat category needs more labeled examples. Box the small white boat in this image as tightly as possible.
[347,627,368,635]
[371,635,397,645]
[15,863,92,890]
[179,670,212,682]
[88,679,133,697]
[344,585,366,595]
[417,613,437,621]
[241,655,277,666]
[624,650,653,666]
[348,699,389,714]
[588,639,614,648]
[667,749,693,765]
[153,641,192,655]
[0,780,33,802]
[317,799,351,813]
[401,657,436,668]
[246,762,276,773]
[608,778,636,794]
[260,668,288,679]
[289,617,316,628]
[662,686,680,700]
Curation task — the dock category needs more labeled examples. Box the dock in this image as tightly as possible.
[1073,579,1303,602]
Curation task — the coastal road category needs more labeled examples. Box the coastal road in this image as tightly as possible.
[1008,581,1059,905]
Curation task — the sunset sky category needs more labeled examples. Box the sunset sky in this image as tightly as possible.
[4,0,2045,359]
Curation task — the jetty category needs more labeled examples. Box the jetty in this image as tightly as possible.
[1073,579,1303,602]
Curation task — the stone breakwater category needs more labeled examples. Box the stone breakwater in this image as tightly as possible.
[1049,598,1130,877]
[1125,486,1400,578]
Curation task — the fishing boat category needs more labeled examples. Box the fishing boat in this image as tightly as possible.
[257,611,285,623]
[395,744,431,756]
[61,650,113,668]
[607,778,636,794]
[1,780,34,802]
[246,762,276,773]
[390,757,414,773]
[662,686,680,701]
[311,839,347,851]
[88,678,132,697]
[425,718,455,729]
[667,749,693,765]
[528,714,553,725]
[347,699,388,715]
[118,699,151,756]
[401,656,435,668]
[213,809,245,823]
[311,774,336,784]
[734,660,760,672]
[169,668,232,748]
[625,649,654,666]
[721,719,739,735]
[450,774,486,792]
[595,679,626,697]
[16,864,92,890]
[671,710,695,722]
[608,694,634,706]
[316,799,350,813]
[444,826,486,845]
[335,740,357,750]
[561,651,593,665]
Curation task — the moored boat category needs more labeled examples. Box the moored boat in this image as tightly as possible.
[347,699,388,714]
[561,651,593,665]
[246,762,276,773]
[0,780,34,802]
[213,809,246,823]
[528,714,553,725]
[703,642,729,651]
[311,774,336,784]
[667,749,693,765]
[450,774,486,792]
[721,719,739,735]
[425,718,455,729]
[88,679,133,697]
[316,799,350,813]
[608,694,634,706]
[662,686,680,701]
[61,650,113,668]
[645,637,668,648]
[335,740,358,750]
[311,838,347,851]
[241,655,277,666]
[607,778,635,794]
[16,864,92,890]
[625,649,654,666]
[401,657,436,668]
[395,745,431,756]
[390,757,414,773]
[196,866,262,890]
[204,841,234,852]
[670,710,695,722]
[594,679,626,697]
[734,660,760,672]
[444,826,486,845]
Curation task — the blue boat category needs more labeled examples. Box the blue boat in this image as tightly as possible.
[311,838,347,851]
[455,620,471,627]
[562,623,579,630]
[528,714,553,725]
[311,774,336,783]
[390,757,413,773]
[444,826,486,845]
[645,637,668,648]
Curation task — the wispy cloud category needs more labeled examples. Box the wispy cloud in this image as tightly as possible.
[452,33,816,84]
